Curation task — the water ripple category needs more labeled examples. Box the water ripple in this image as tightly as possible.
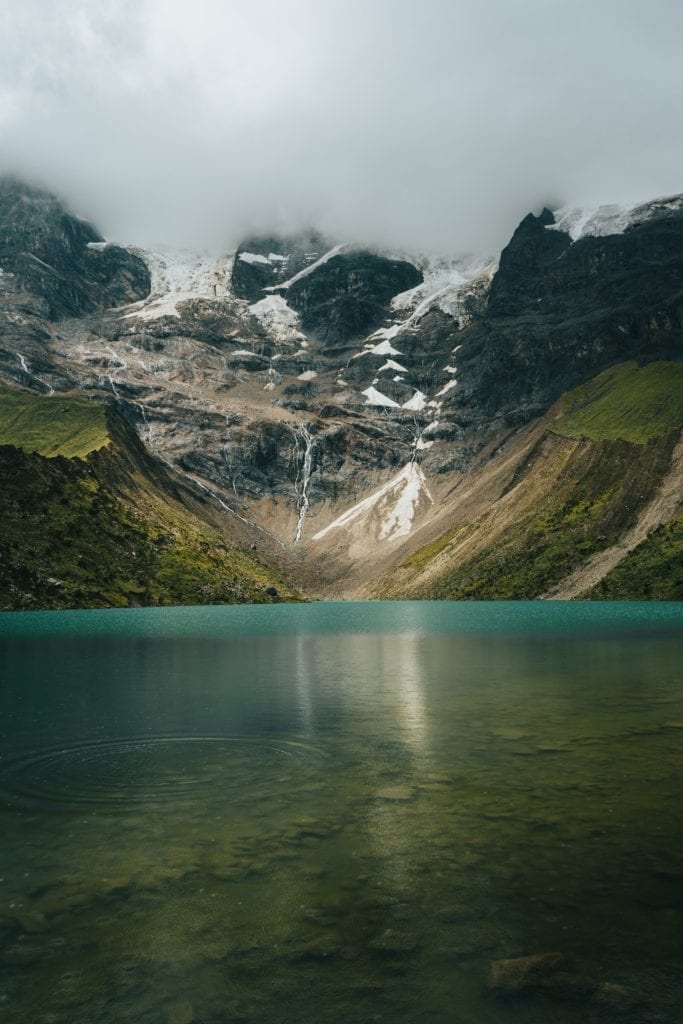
[0,735,328,814]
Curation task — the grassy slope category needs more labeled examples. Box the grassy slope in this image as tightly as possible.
[0,387,301,610]
[372,361,682,600]
[0,388,110,458]
[553,361,683,444]
[585,516,683,600]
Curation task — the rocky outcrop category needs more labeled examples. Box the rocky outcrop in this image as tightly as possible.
[448,199,683,431]
[230,231,332,302]
[283,250,422,343]
[0,177,150,319]
[487,951,646,1011]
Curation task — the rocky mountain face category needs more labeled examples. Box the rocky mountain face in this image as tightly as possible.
[0,178,150,319]
[449,199,683,431]
[0,176,681,605]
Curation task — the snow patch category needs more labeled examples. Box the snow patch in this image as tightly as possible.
[389,254,497,331]
[378,359,408,373]
[119,247,234,321]
[312,462,432,543]
[403,390,427,411]
[548,195,683,242]
[298,370,318,381]
[238,252,271,265]
[351,338,403,359]
[370,339,403,356]
[362,386,400,408]
[266,243,348,290]
[369,323,403,341]
[436,379,458,396]
[248,294,305,345]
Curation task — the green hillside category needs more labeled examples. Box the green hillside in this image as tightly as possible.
[0,388,110,458]
[371,362,682,601]
[552,360,683,444]
[586,516,683,600]
[0,387,301,610]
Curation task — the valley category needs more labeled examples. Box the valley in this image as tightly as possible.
[0,178,681,606]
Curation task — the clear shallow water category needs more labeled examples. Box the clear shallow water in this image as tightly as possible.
[0,601,681,1024]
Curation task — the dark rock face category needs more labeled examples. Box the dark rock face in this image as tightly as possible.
[231,231,332,302]
[179,414,412,510]
[0,178,150,319]
[284,251,423,343]
[448,203,683,431]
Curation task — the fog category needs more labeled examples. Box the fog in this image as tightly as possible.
[1,0,681,254]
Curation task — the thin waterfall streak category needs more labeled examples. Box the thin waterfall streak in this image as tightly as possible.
[135,402,154,444]
[294,423,313,544]
[17,352,55,395]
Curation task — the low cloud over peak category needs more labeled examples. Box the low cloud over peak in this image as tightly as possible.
[2,0,681,254]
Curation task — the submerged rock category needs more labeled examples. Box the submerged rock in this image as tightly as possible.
[488,951,565,994]
[488,952,646,1011]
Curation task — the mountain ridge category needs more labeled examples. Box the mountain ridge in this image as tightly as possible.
[0,176,680,606]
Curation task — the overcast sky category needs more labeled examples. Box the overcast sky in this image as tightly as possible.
[1,0,681,254]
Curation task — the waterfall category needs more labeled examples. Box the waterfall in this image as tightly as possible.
[135,402,154,445]
[294,423,314,544]
[106,345,127,371]
[16,352,55,395]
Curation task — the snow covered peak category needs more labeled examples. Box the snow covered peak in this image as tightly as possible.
[548,204,639,242]
[548,194,683,243]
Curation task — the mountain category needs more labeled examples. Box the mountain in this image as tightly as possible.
[0,176,681,607]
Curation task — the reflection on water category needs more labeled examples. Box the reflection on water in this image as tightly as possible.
[0,602,681,1024]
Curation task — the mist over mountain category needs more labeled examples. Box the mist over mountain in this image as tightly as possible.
[0,170,681,607]
[2,0,682,253]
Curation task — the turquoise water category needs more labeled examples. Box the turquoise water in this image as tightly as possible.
[0,602,681,1023]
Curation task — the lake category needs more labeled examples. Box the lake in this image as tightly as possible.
[0,601,681,1024]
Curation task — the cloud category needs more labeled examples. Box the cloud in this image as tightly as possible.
[1,0,682,254]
